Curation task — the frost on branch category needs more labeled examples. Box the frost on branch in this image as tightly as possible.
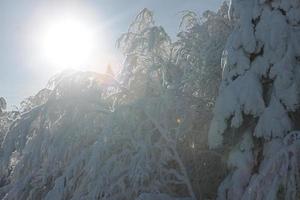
[0,97,19,148]
[0,9,197,200]
[173,2,233,104]
[117,8,171,100]
[0,72,109,199]
[0,97,7,114]
[171,9,232,196]
[0,71,197,200]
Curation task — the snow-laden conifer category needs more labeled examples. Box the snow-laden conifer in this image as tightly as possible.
[209,0,300,199]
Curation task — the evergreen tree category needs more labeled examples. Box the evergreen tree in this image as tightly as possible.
[209,0,300,199]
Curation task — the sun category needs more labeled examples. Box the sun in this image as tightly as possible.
[39,16,98,70]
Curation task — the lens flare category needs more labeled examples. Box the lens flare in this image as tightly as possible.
[39,17,98,70]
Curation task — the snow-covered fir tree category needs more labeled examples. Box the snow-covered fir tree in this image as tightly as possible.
[209,0,300,199]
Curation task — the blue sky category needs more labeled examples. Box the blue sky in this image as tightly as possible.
[0,0,223,109]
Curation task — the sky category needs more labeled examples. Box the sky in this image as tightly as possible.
[0,0,223,109]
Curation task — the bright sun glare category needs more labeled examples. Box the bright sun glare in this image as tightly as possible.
[39,17,98,70]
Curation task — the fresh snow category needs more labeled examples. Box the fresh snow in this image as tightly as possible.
[209,0,300,199]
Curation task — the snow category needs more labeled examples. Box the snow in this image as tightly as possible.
[254,96,292,139]
[136,193,192,200]
[0,8,202,200]
[217,132,254,200]
[288,7,300,26]
[243,132,300,200]
[0,1,299,199]
[209,70,265,148]
[209,0,300,199]
[210,0,300,146]
[0,97,6,112]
